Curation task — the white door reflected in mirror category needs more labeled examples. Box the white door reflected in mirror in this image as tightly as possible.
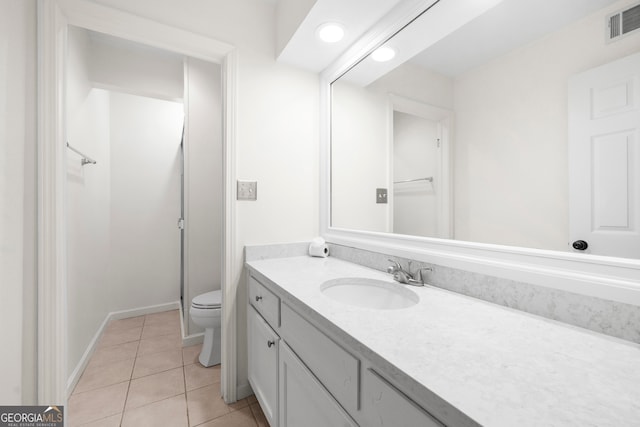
[569,52,640,259]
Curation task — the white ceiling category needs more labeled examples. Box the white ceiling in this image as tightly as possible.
[276,0,405,72]
[411,0,620,76]
[278,0,622,77]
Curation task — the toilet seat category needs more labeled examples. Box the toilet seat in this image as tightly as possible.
[191,290,221,309]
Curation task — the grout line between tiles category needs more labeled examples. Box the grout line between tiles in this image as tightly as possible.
[182,359,191,426]
[119,342,136,426]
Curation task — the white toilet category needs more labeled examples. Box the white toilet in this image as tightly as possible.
[190,290,222,367]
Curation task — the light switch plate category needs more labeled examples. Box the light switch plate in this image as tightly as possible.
[376,188,388,204]
[237,180,257,201]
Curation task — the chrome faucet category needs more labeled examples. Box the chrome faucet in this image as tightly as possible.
[387,259,432,286]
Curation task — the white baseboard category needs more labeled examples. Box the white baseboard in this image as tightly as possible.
[182,333,204,347]
[236,381,253,401]
[109,301,180,321]
[66,316,110,397]
[66,301,181,397]
[178,301,204,347]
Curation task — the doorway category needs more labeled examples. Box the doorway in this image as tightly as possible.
[37,1,238,405]
[65,25,223,390]
[388,95,453,239]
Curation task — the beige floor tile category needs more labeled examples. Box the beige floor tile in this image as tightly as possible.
[228,397,249,411]
[196,407,256,427]
[247,394,258,404]
[125,367,185,410]
[142,321,180,339]
[182,344,203,366]
[137,333,182,357]
[186,384,230,426]
[133,349,183,379]
[105,316,145,333]
[250,403,268,427]
[144,310,180,326]
[74,358,135,394]
[88,341,139,368]
[121,394,188,427]
[99,326,142,348]
[78,413,122,427]
[67,382,128,426]
[184,363,221,391]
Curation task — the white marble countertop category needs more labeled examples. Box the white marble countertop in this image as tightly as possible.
[246,256,640,427]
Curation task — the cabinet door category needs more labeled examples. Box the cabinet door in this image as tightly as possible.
[279,341,358,427]
[248,306,279,427]
[280,303,359,413]
[362,369,443,427]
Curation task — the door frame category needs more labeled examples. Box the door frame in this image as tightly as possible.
[387,94,453,238]
[37,0,238,404]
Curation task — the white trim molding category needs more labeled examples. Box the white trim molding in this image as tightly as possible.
[221,48,239,404]
[37,0,68,406]
[38,0,238,405]
[320,0,640,308]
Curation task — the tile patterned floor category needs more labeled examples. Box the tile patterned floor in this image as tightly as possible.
[68,310,267,427]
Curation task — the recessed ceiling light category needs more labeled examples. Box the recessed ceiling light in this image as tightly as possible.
[316,23,345,43]
[371,46,396,62]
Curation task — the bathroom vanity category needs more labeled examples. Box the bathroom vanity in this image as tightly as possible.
[246,255,640,427]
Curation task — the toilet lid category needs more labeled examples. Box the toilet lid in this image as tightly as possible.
[192,290,222,309]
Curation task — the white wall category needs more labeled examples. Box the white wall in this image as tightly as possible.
[331,80,390,232]
[370,61,454,110]
[66,26,112,377]
[89,33,184,101]
[184,57,223,335]
[108,92,183,311]
[393,111,438,237]
[453,0,640,250]
[66,88,111,376]
[0,0,37,404]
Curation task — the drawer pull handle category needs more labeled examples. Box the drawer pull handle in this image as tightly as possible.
[267,340,275,348]
[255,296,263,302]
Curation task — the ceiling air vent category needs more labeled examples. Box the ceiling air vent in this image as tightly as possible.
[608,2,640,41]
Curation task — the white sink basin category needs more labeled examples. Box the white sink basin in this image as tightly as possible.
[320,278,419,310]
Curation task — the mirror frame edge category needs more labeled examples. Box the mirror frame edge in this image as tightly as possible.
[319,0,640,306]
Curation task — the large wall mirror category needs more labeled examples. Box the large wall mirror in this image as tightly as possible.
[330,0,640,261]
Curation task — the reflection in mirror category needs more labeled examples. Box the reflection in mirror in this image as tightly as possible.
[330,0,640,259]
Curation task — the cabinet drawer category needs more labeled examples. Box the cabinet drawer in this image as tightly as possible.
[280,303,359,414]
[362,369,443,427]
[249,275,280,328]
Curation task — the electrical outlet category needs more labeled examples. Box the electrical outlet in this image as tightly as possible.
[376,188,388,204]
[237,180,257,201]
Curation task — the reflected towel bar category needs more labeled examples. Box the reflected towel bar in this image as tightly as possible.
[67,142,97,165]
[393,177,433,184]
